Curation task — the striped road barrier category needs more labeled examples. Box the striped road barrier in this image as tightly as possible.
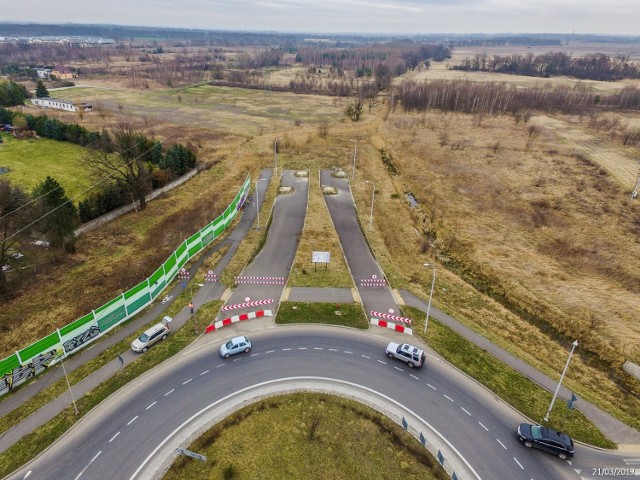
[205,310,273,333]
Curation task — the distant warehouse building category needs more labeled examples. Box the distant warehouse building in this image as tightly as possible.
[30,97,92,113]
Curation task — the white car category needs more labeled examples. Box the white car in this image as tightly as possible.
[385,341,426,368]
[220,336,252,358]
[131,317,172,353]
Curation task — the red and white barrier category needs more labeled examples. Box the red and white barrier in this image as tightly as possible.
[370,311,412,324]
[370,318,413,335]
[221,298,274,312]
[234,276,286,285]
[205,309,273,333]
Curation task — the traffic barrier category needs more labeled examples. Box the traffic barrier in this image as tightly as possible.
[359,278,387,287]
[205,310,273,333]
[370,318,413,335]
[370,311,412,324]
[221,298,274,311]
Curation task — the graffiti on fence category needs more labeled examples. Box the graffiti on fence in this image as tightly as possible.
[0,348,64,396]
[63,325,101,354]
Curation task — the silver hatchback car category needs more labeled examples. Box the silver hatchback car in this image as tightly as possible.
[219,336,252,358]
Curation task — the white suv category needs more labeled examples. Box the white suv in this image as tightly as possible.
[385,341,426,368]
[131,317,172,353]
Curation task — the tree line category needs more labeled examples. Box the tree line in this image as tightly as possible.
[453,52,640,81]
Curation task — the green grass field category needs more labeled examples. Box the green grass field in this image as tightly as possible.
[0,133,91,199]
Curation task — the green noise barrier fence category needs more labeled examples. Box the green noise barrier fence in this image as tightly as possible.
[0,174,251,397]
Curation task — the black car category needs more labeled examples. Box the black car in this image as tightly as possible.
[516,423,575,459]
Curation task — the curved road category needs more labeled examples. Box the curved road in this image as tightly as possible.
[9,326,626,480]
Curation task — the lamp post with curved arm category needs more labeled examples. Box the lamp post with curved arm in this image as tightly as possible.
[544,340,579,422]
[255,178,266,230]
[350,139,357,180]
[274,137,282,177]
[364,180,375,231]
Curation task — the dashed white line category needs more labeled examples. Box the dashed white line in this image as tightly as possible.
[444,394,454,402]
[146,401,157,410]
[298,347,308,350]
[127,415,138,426]
[426,383,436,390]
[182,378,192,385]
[461,407,471,416]
[378,360,387,364]
[109,432,120,443]
[265,350,274,353]
[344,351,353,354]
[329,348,338,352]
[23,470,32,479]
[200,370,210,376]
[410,374,419,380]
[282,348,292,351]
[361,355,371,359]
[74,451,102,480]
[513,457,524,470]
[216,364,224,368]
[165,389,175,396]
[394,366,403,371]
[497,438,507,450]
[479,422,489,431]
[250,353,260,356]
[314,347,323,350]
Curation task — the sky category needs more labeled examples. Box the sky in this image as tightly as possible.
[3,0,640,36]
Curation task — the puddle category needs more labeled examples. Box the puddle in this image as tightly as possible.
[406,193,418,208]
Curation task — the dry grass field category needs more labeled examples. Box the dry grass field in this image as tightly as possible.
[2,45,640,430]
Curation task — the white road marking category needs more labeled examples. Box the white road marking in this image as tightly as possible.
[427,383,436,390]
[314,347,323,350]
[216,364,224,368]
[282,348,292,351]
[109,432,120,443]
[497,438,507,450]
[250,353,259,356]
[378,360,386,364]
[394,366,403,371]
[410,374,419,380]
[265,350,274,353]
[623,459,640,465]
[127,416,138,426]
[344,351,353,354]
[200,370,210,376]
[513,457,524,470]
[146,401,157,410]
[129,376,483,480]
[444,394,454,402]
[23,471,32,479]
[425,352,439,360]
[182,379,192,385]
[479,422,489,431]
[329,348,338,352]
[361,355,370,359]
[74,450,102,480]
[461,407,471,416]
[298,347,308,350]
[165,389,175,396]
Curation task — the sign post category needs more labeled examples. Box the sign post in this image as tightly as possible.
[312,251,331,272]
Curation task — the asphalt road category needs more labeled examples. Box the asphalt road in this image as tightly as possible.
[7,326,604,480]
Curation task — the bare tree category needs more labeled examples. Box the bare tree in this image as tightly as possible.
[81,124,153,210]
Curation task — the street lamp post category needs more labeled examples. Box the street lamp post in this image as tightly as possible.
[544,340,579,422]
[364,181,375,231]
[274,137,282,177]
[255,178,266,230]
[349,139,357,180]
[190,283,204,333]
[423,263,437,335]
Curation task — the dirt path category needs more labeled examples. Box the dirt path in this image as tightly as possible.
[535,115,640,191]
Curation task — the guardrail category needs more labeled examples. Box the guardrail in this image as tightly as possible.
[0,175,251,398]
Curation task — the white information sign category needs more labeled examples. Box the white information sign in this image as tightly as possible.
[312,251,331,263]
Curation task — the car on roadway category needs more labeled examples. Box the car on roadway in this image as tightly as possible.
[516,423,575,459]
[220,336,252,358]
[385,341,426,368]
[131,317,172,353]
